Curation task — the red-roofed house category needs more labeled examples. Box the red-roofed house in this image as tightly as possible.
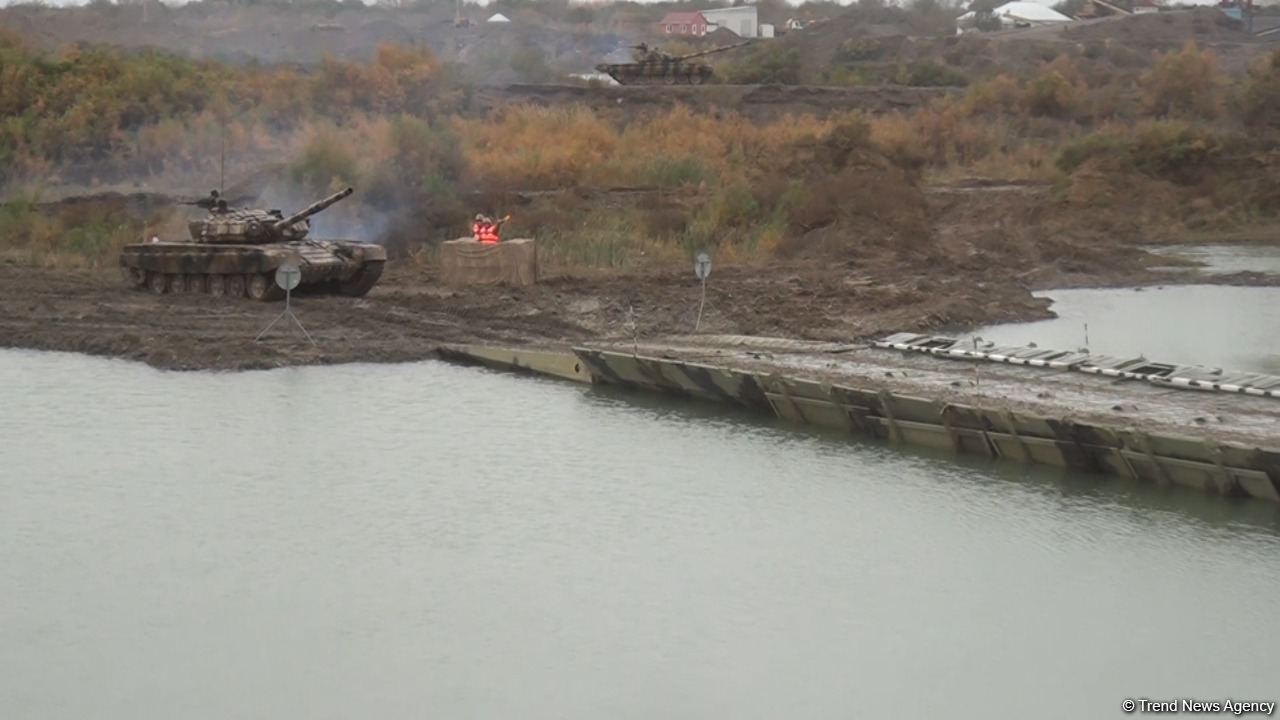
[658,11,709,36]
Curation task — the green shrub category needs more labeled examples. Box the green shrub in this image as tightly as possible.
[1056,123,1221,183]
[510,45,555,83]
[289,131,360,195]
[1130,122,1220,180]
[1056,132,1129,173]
[836,38,885,63]
[894,62,967,88]
[1024,70,1077,118]
[708,180,759,228]
[640,156,707,189]
[724,47,802,85]
[823,116,874,169]
[1142,42,1223,119]
[1241,50,1280,129]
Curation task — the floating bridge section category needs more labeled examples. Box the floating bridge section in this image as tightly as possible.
[875,333,1280,399]
[436,337,1280,504]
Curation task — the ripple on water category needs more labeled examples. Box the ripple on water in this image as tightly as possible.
[1,349,1278,720]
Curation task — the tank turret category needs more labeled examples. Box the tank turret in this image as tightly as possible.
[594,41,751,86]
[187,187,354,244]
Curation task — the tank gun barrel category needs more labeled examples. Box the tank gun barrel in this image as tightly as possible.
[271,187,354,231]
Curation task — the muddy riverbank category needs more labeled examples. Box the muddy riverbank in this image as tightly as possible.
[2,248,1273,372]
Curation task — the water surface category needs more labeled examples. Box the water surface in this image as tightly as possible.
[2,350,1279,720]
[969,285,1280,373]
[1148,243,1280,276]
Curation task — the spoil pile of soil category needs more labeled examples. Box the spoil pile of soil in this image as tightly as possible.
[733,5,1076,86]
[1064,8,1252,45]
[767,4,949,74]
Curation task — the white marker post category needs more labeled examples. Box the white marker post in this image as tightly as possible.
[694,251,711,332]
[255,262,315,345]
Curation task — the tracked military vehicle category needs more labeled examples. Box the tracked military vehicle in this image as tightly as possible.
[594,41,750,85]
[119,187,386,301]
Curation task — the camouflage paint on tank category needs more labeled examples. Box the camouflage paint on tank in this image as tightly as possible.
[119,187,386,301]
[594,41,751,86]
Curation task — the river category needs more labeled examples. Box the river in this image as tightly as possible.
[1148,243,1280,277]
[3,349,1279,719]
[968,285,1280,374]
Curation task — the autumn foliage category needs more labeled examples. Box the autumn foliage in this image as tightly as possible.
[2,32,1277,270]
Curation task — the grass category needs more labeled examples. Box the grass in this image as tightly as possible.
[534,210,685,270]
[3,37,1276,271]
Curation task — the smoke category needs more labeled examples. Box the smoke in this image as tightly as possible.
[256,179,397,247]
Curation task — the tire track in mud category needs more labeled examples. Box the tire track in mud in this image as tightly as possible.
[0,261,1057,371]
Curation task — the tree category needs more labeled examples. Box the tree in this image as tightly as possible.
[969,0,1004,31]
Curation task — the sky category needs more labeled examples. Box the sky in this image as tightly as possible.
[1,0,862,8]
[0,0,1242,12]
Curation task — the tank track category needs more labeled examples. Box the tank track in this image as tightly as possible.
[121,261,384,301]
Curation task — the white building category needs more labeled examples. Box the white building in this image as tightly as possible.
[957,1,1073,29]
[701,6,759,38]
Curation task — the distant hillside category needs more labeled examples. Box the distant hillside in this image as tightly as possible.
[0,1,629,79]
[716,6,1275,86]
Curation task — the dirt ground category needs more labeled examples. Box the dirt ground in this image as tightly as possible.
[6,226,1274,373]
[6,178,1278,372]
[0,259,1038,371]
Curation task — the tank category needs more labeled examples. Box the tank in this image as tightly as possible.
[594,41,751,85]
[119,187,387,301]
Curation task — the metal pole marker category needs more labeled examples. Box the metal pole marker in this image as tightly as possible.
[255,263,315,345]
[694,252,711,332]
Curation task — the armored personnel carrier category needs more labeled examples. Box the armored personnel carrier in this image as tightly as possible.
[119,187,386,301]
[594,41,750,85]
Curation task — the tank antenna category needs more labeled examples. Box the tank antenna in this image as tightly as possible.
[219,118,226,197]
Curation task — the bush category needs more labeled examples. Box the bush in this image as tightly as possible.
[1130,122,1221,181]
[0,193,146,268]
[454,105,617,189]
[1056,122,1221,183]
[836,37,885,63]
[823,116,875,169]
[1023,70,1078,118]
[362,114,464,216]
[1055,131,1131,173]
[510,45,555,83]
[1142,41,1223,119]
[1240,50,1280,130]
[894,62,967,88]
[724,47,802,85]
[707,180,759,228]
[638,156,707,189]
[963,74,1021,115]
[289,129,360,195]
